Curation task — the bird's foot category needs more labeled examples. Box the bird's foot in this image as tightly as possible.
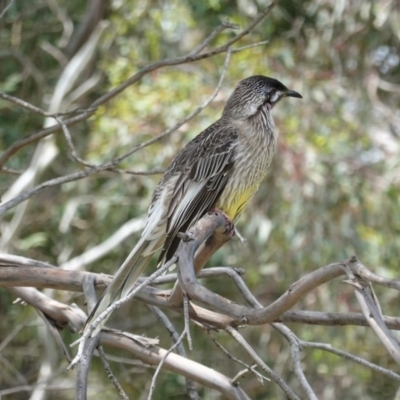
[210,208,235,239]
[177,231,195,242]
[234,227,247,244]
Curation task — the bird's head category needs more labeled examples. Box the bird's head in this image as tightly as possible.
[222,75,302,120]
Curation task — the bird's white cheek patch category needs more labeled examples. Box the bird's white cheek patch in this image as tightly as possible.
[270,91,282,104]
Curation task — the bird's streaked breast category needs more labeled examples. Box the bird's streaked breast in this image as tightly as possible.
[216,109,276,220]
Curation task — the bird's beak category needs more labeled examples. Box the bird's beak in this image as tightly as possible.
[285,89,302,99]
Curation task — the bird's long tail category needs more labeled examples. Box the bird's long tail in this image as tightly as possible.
[84,237,156,336]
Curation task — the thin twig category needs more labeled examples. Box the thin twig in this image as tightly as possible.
[225,326,300,400]
[149,306,185,352]
[231,40,270,53]
[55,115,96,168]
[148,329,187,400]
[183,292,193,351]
[115,168,164,176]
[188,21,239,56]
[0,91,95,118]
[273,323,317,400]
[231,365,264,385]
[76,333,99,400]
[90,4,274,108]
[75,274,100,400]
[105,46,233,168]
[68,256,178,370]
[0,91,53,117]
[35,309,72,362]
[0,167,22,175]
[301,341,400,381]
[204,328,269,384]
[343,258,400,366]
[148,305,199,400]
[0,47,232,215]
[0,4,274,170]
[60,217,145,271]
[0,166,102,215]
[0,0,16,20]
[97,346,129,400]
[0,109,95,170]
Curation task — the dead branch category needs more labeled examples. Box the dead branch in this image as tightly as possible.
[301,341,400,381]
[2,257,400,331]
[175,211,345,326]
[100,331,251,400]
[5,284,250,398]
[3,209,400,398]
[343,257,400,366]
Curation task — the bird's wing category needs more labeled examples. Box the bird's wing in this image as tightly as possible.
[84,121,237,336]
[156,121,238,263]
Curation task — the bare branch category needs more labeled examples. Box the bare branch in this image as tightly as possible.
[301,341,400,381]
[183,293,193,351]
[100,330,251,400]
[148,329,187,400]
[0,265,111,291]
[60,217,145,271]
[110,46,232,167]
[0,91,52,117]
[3,256,400,331]
[231,40,270,53]
[0,3,274,171]
[0,167,22,175]
[8,287,87,332]
[175,211,346,325]
[0,0,15,20]
[0,46,232,215]
[149,306,199,399]
[279,310,400,329]
[188,21,239,56]
[0,166,102,216]
[0,253,57,268]
[203,327,269,384]
[348,258,400,291]
[0,109,95,171]
[343,257,400,366]
[90,4,274,108]
[5,283,250,398]
[55,115,96,168]
[273,323,317,400]
[198,262,315,398]
[113,168,164,176]
[226,326,300,400]
[69,256,178,370]
[97,346,129,400]
[76,334,99,400]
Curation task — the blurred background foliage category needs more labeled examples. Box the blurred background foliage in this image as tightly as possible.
[1,0,400,399]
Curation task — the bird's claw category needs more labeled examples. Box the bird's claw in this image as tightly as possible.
[177,231,195,242]
[210,208,236,239]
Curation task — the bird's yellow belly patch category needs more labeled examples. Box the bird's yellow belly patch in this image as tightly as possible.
[216,185,259,221]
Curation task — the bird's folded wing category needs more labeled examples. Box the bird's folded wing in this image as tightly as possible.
[158,124,239,263]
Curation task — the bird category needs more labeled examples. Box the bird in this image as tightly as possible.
[85,75,302,336]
